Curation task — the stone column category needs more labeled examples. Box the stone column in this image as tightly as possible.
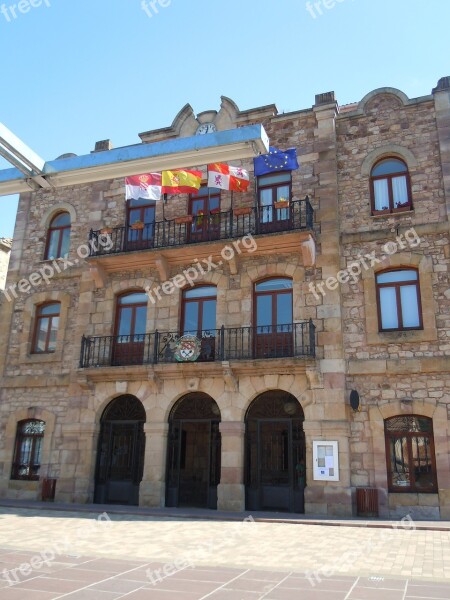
[432,77,450,223]
[139,422,169,508]
[217,421,246,512]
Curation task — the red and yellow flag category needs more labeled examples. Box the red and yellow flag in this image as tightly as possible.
[162,169,202,194]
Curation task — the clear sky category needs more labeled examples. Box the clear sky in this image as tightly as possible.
[0,0,449,238]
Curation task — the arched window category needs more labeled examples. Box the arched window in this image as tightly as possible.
[370,158,412,214]
[385,416,437,492]
[32,302,61,353]
[376,269,422,331]
[112,292,148,366]
[45,212,71,259]
[11,419,45,480]
[254,278,293,358]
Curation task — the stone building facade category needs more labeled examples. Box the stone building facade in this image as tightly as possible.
[0,238,12,290]
[0,78,449,518]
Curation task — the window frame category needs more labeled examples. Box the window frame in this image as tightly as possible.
[11,419,45,481]
[44,212,71,260]
[114,292,149,338]
[370,158,412,215]
[181,285,217,335]
[31,302,61,354]
[376,268,423,332]
[257,172,292,206]
[253,277,293,332]
[384,416,438,493]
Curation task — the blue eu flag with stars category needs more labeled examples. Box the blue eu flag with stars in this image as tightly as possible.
[254,146,299,177]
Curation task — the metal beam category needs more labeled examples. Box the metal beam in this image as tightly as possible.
[0,122,45,177]
[0,125,269,196]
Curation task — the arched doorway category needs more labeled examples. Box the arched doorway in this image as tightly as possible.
[245,391,305,513]
[94,395,146,505]
[166,393,221,509]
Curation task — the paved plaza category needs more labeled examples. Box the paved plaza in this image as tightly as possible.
[0,505,449,599]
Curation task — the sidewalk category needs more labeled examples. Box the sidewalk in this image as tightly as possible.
[0,498,449,531]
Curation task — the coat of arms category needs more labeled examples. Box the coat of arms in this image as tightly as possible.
[174,335,201,362]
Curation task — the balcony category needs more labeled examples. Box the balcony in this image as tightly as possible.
[88,198,313,258]
[79,321,316,369]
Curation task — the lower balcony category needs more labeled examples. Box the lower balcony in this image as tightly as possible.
[79,322,316,369]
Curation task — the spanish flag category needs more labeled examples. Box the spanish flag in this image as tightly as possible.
[162,169,202,194]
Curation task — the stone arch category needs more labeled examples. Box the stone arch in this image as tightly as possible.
[358,87,410,115]
[20,291,71,363]
[39,203,77,228]
[361,145,418,176]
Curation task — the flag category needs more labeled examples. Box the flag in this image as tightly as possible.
[162,169,202,194]
[253,147,299,177]
[125,173,162,201]
[207,163,250,192]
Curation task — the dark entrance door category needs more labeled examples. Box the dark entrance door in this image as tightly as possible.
[94,395,146,505]
[246,391,305,513]
[166,394,221,509]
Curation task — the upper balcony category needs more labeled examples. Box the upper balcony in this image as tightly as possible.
[86,198,315,274]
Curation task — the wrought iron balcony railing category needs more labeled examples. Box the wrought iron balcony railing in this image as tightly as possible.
[88,198,313,257]
[79,321,316,368]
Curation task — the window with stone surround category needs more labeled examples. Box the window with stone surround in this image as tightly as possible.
[32,302,61,353]
[11,419,45,480]
[376,269,422,332]
[370,158,412,215]
[257,172,292,225]
[385,416,437,493]
[44,212,71,259]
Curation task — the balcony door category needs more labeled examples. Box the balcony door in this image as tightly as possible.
[181,286,217,361]
[189,187,221,243]
[258,173,292,233]
[127,198,156,249]
[112,292,148,366]
[254,278,293,358]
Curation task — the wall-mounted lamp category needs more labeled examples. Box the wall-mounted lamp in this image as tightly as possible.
[350,390,361,413]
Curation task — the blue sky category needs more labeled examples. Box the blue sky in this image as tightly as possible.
[0,0,449,238]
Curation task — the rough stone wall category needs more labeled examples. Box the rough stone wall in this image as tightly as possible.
[0,239,11,290]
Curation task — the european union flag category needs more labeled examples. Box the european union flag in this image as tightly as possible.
[254,147,299,177]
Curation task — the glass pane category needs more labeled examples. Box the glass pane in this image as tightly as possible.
[377,270,418,284]
[183,302,199,333]
[191,199,205,215]
[390,437,410,487]
[143,206,155,224]
[201,300,216,332]
[60,229,70,257]
[257,295,272,331]
[46,230,60,259]
[372,159,407,176]
[119,293,148,305]
[258,173,291,186]
[392,175,409,207]
[379,287,399,329]
[256,278,293,292]
[118,307,133,337]
[277,293,292,329]
[39,303,60,316]
[32,437,43,474]
[192,186,219,198]
[412,436,434,489]
[259,189,273,223]
[134,306,147,336]
[129,209,142,225]
[35,318,49,352]
[373,179,389,211]
[276,185,290,202]
[400,285,420,328]
[184,286,217,299]
[51,213,71,227]
[48,317,59,351]
[385,416,432,434]
[208,195,220,212]
[19,437,32,469]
